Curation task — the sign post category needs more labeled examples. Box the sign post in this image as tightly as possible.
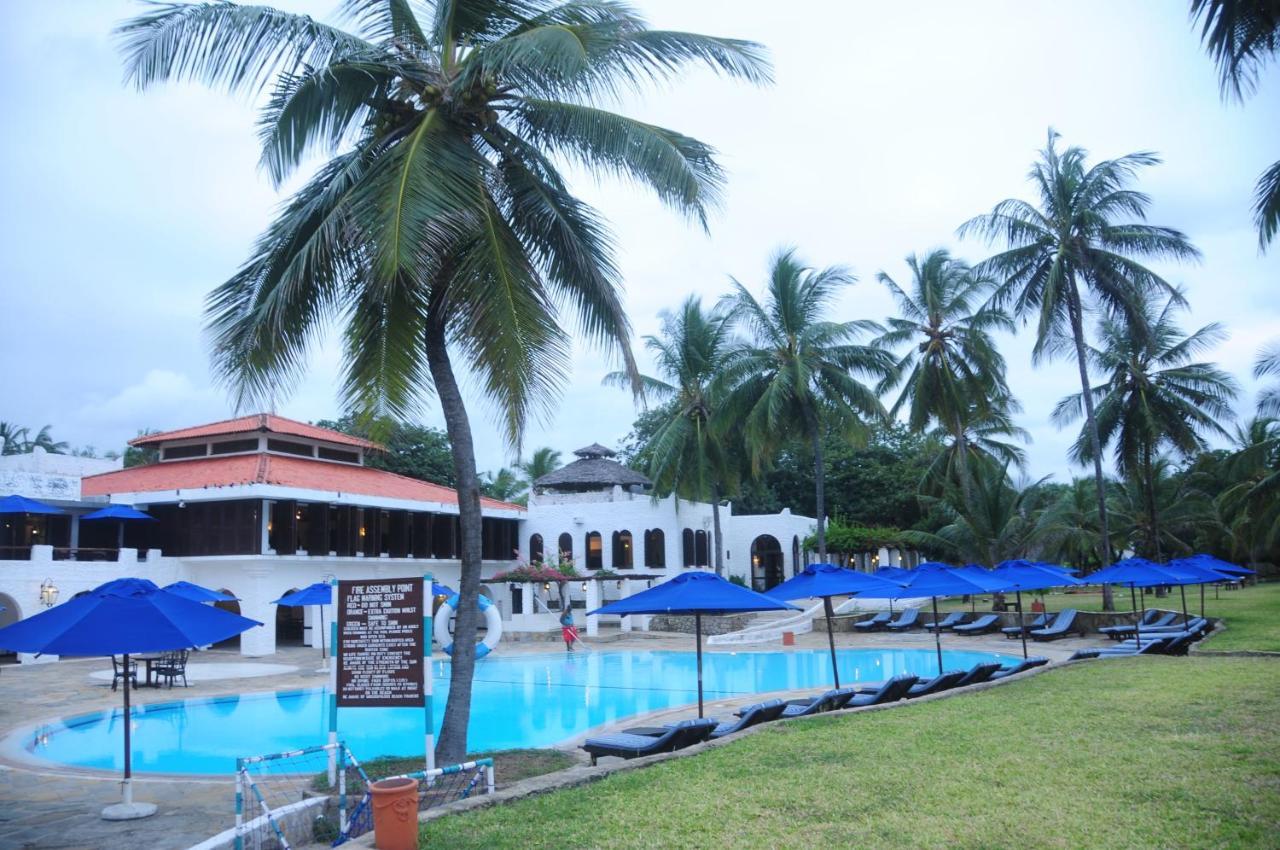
[423,573,435,773]
[336,577,427,708]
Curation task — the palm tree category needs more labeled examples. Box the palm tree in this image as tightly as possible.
[960,130,1200,605]
[920,401,1029,495]
[481,467,525,503]
[26,425,69,454]
[119,0,769,763]
[1255,340,1280,416]
[1218,417,1280,561]
[720,249,894,560]
[1108,459,1218,559]
[605,296,738,572]
[1037,477,1106,571]
[874,249,1014,496]
[1052,294,1238,560]
[0,423,29,456]
[517,447,561,492]
[1190,0,1280,249]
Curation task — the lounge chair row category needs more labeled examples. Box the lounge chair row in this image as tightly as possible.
[581,657,1050,765]
[1069,618,1211,661]
[923,608,1083,641]
[853,608,921,632]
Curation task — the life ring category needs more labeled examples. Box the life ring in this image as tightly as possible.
[434,593,503,657]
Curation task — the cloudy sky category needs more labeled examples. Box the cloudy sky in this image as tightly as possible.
[1,1,1276,484]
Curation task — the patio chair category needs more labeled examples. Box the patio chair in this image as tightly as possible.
[924,612,969,632]
[154,649,190,688]
[853,612,893,632]
[952,614,1001,635]
[906,670,966,698]
[110,656,137,692]
[1099,611,1180,640]
[952,661,1003,688]
[708,699,787,739]
[884,608,921,631]
[1001,613,1050,638]
[1029,609,1081,641]
[845,674,919,707]
[582,718,717,765]
[779,687,858,718]
[990,656,1050,679]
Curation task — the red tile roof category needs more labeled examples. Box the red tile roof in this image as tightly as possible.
[129,414,381,450]
[81,454,524,512]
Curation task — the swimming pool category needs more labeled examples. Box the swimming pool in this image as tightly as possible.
[18,647,1014,774]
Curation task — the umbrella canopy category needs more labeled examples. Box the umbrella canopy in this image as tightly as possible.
[162,581,237,603]
[0,576,261,820]
[991,560,1084,658]
[590,572,798,716]
[0,494,64,514]
[764,564,906,688]
[872,566,913,580]
[272,582,332,606]
[431,582,456,597]
[1178,553,1255,577]
[80,505,156,522]
[1087,557,1175,588]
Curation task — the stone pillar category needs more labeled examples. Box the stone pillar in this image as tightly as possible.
[619,580,633,633]
[877,546,890,570]
[585,580,600,637]
[521,583,534,623]
[260,500,272,554]
[239,567,276,657]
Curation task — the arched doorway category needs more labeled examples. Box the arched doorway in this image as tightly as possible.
[275,588,305,648]
[0,593,19,664]
[792,536,801,576]
[750,535,784,592]
[213,591,242,649]
[529,533,544,564]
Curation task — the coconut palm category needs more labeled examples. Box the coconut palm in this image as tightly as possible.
[1190,0,1280,249]
[1052,293,1239,559]
[1036,477,1107,571]
[920,400,1029,495]
[960,130,1200,604]
[119,0,769,763]
[1108,459,1218,559]
[1255,340,1280,416]
[481,467,526,503]
[874,249,1014,495]
[719,249,894,560]
[1218,417,1280,560]
[605,296,738,572]
[0,423,29,456]
[517,447,561,491]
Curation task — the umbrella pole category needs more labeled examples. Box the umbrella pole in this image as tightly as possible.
[1179,584,1189,625]
[823,597,840,689]
[1130,584,1140,647]
[1017,589,1028,660]
[122,653,132,805]
[319,605,326,661]
[1200,585,1205,619]
[931,597,943,676]
[695,613,704,718]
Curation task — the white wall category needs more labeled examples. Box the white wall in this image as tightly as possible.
[0,447,121,502]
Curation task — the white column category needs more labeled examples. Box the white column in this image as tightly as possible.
[877,546,890,569]
[260,500,272,554]
[619,580,633,633]
[585,580,600,637]
[239,568,276,657]
[521,583,534,622]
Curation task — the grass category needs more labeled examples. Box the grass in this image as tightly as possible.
[423,657,1280,849]
[311,747,574,793]
[933,581,1280,652]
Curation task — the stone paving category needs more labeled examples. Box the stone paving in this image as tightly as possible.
[0,629,1101,849]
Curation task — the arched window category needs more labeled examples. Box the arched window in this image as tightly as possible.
[792,535,801,576]
[557,532,573,563]
[694,530,709,567]
[750,535,784,591]
[682,528,695,567]
[529,533,544,564]
[644,529,666,568]
[585,531,603,570]
[612,530,634,568]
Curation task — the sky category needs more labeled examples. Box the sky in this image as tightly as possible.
[0,0,1276,485]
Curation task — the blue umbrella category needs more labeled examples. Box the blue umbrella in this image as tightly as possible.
[992,560,1084,658]
[765,564,906,688]
[273,582,333,660]
[0,494,64,514]
[1179,553,1255,577]
[1166,556,1241,616]
[431,582,456,597]
[80,505,155,522]
[0,577,260,819]
[590,572,799,716]
[162,581,237,603]
[1088,558,1181,643]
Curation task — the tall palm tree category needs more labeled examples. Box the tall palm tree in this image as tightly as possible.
[1108,459,1218,560]
[26,425,69,454]
[1255,340,1280,416]
[720,249,894,560]
[481,467,525,503]
[1190,0,1280,249]
[517,446,561,492]
[1051,294,1239,559]
[1218,416,1280,560]
[605,296,738,572]
[960,129,1200,605]
[119,0,769,763]
[874,249,1014,496]
[920,401,1029,495]
[1037,477,1106,571]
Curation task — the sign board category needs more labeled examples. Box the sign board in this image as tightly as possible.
[336,577,425,708]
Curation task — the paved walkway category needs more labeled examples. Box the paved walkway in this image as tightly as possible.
[0,631,1098,849]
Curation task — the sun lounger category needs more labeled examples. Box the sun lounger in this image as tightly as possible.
[853,612,893,632]
[845,674,919,707]
[708,699,787,739]
[884,608,921,631]
[582,718,717,765]
[1139,609,1168,626]
[1029,608,1081,641]
[778,688,858,718]
[1099,612,1189,640]
[1001,613,1050,638]
[953,614,1001,635]
[990,656,1050,679]
[952,661,1003,687]
[924,612,969,632]
[906,670,966,698]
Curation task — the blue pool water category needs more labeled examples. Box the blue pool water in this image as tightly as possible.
[20,647,1014,774]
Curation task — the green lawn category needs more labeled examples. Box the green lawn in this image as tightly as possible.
[424,658,1280,849]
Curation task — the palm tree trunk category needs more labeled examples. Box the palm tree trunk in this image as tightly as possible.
[1143,447,1163,562]
[809,416,826,562]
[424,310,484,766]
[711,483,724,576]
[954,426,975,506]
[1066,279,1114,610]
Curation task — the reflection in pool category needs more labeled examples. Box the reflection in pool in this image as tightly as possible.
[22,647,1015,774]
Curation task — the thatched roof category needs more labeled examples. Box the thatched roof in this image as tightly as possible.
[533,443,651,491]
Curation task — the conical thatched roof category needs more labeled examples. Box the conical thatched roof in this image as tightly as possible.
[533,443,650,491]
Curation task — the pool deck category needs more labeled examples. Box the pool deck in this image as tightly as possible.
[0,630,1099,849]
